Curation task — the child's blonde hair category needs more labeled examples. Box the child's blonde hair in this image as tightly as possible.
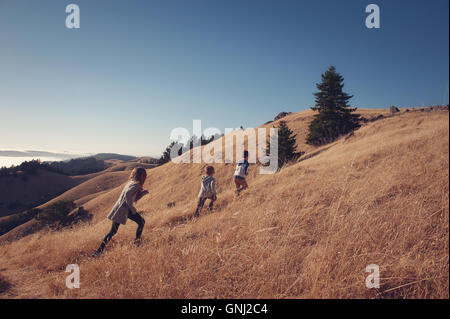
[130,167,147,184]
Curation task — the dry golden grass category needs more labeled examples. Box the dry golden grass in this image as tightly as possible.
[0,109,448,299]
[40,171,131,208]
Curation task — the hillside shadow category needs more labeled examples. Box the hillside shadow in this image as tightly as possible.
[165,214,192,228]
[64,206,93,226]
[0,275,13,294]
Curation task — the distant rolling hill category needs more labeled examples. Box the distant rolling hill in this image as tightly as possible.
[0,155,156,236]
[93,153,137,162]
[0,169,80,218]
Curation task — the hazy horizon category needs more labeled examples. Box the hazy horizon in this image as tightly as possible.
[2,103,447,168]
[0,149,148,168]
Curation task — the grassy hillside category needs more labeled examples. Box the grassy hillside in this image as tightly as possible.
[0,169,80,218]
[0,156,115,218]
[0,108,448,298]
[0,161,157,240]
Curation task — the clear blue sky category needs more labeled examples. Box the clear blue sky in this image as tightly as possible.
[0,0,448,157]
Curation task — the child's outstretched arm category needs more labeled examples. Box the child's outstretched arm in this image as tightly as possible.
[211,179,216,195]
[211,179,217,200]
[135,189,149,202]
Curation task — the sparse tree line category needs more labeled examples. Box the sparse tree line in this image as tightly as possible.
[0,157,107,178]
[158,66,362,169]
[158,133,224,165]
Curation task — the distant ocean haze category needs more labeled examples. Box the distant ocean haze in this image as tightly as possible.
[0,156,65,168]
[0,150,87,168]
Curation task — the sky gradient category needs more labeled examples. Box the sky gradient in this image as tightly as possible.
[0,0,448,157]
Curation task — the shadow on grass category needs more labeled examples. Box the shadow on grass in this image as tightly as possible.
[0,274,13,294]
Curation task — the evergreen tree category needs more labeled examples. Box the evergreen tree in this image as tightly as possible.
[158,141,183,165]
[306,66,360,146]
[267,120,304,169]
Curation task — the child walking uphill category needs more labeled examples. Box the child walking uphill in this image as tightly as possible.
[193,166,217,218]
[92,168,149,258]
[234,150,249,196]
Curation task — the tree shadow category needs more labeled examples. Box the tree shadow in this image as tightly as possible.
[165,214,192,228]
[0,275,13,294]
[64,206,93,226]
